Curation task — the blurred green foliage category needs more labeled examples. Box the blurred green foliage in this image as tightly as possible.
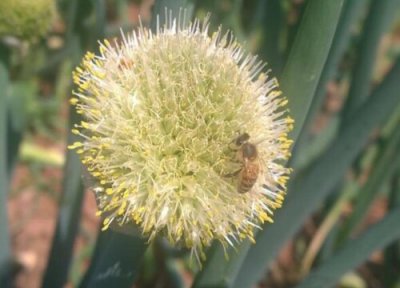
[0,0,56,41]
[1,0,400,287]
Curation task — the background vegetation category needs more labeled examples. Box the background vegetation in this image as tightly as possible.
[1,0,400,287]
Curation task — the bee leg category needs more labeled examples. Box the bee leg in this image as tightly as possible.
[229,141,240,151]
[223,169,241,178]
[229,131,243,150]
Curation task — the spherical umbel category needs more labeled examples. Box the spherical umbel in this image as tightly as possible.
[69,14,293,262]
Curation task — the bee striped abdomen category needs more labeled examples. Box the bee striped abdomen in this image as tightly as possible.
[238,160,259,193]
[231,133,261,194]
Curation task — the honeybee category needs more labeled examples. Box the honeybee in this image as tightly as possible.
[230,133,260,193]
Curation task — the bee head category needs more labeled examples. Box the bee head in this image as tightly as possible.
[235,132,250,146]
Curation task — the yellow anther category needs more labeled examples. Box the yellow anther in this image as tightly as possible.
[286,117,295,124]
[67,142,83,149]
[69,98,79,105]
[80,121,90,129]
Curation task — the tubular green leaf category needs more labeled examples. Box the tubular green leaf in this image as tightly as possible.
[78,229,147,288]
[336,122,400,247]
[41,0,100,286]
[192,241,251,288]
[341,0,400,124]
[294,207,400,288]
[0,43,12,288]
[41,108,85,288]
[282,0,345,142]
[291,0,368,168]
[255,0,284,75]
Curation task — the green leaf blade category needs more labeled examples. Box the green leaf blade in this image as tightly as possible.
[41,0,101,286]
[291,0,369,168]
[78,230,147,288]
[342,0,400,123]
[41,109,85,288]
[294,207,400,288]
[282,0,345,142]
[337,122,400,247]
[0,42,12,288]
